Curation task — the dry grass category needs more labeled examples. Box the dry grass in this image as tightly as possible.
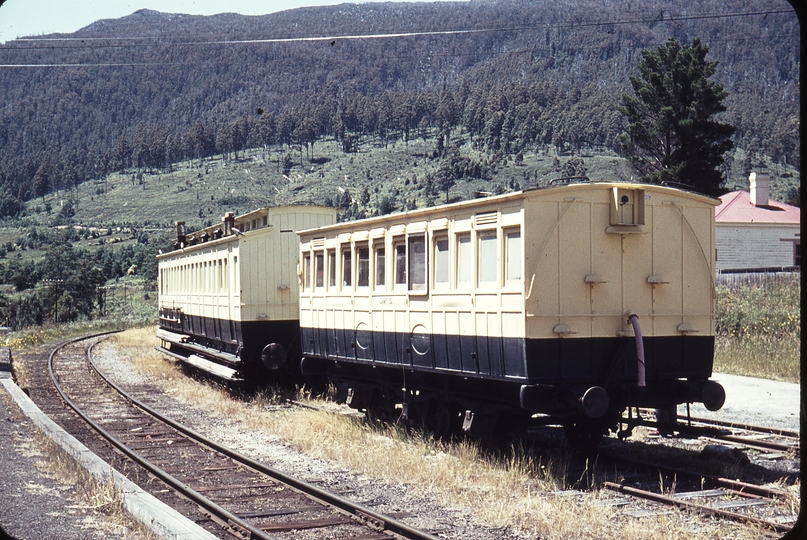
[30,431,158,540]
[714,333,800,382]
[97,327,780,540]
[714,277,800,383]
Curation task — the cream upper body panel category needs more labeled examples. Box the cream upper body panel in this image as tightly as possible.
[521,184,717,339]
[159,206,337,323]
[298,183,717,341]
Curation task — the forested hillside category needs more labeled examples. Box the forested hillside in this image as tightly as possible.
[0,0,799,214]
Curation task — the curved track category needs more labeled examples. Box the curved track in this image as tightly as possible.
[48,334,440,540]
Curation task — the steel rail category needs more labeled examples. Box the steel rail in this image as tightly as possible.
[603,481,792,535]
[89,337,440,540]
[49,334,282,540]
[707,433,799,456]
[685,416,799,439]
[594,449,792,499]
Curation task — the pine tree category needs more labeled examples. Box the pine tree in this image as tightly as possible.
[619,38,735,194]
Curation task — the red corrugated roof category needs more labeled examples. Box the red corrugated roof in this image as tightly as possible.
[715,191,800,224]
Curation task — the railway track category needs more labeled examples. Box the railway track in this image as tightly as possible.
[679,415,800,459]
[584,411,800,536]
[594,451,797,536]
[48,334,440,540]
[602,481,793,537]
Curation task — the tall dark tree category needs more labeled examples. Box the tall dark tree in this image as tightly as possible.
[32,163,51,202]
[619,38,735,194]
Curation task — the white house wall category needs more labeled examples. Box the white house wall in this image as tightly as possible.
[715,223,800,271]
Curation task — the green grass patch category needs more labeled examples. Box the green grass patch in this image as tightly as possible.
[714,274,800,383]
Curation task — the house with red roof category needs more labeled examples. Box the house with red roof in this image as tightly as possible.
[715,172,800,272]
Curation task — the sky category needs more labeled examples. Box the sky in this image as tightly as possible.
[0,0,445,43]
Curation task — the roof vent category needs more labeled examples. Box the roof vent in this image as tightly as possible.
[475,211,498,226]
[749,172,769,207]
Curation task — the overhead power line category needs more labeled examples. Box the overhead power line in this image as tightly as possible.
[0,8,794,68]
[7,8,794,46]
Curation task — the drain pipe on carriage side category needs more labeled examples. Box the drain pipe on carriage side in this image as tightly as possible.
[626,311,646,388]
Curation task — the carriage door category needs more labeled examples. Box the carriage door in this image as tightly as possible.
[407,232,432,368]
[608,187,653,331]
[228,245,239,345]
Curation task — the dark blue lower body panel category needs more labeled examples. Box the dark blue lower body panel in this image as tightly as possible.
[159,307,300,365]
[302,325,530,378]
[301,325,716,414]
[301,325,714,384]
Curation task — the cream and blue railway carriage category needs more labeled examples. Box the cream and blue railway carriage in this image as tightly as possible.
[157,205,336,380]
[298,182,725,439]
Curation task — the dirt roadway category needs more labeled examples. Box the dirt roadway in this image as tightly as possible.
[685,372,801,432]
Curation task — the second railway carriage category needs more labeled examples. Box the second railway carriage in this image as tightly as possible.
[157,205,337,381]
[298,182,726,443]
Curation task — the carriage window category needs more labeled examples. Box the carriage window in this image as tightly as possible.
[342,248,352,288]
[457,234,472,285]
[394,238,406,286]
[315,252,324,289]
[478,232,497,285]
[328,250,336,288]
[434,237,449,287]
[303,254,311,290]
[408,235,426,292]
[375,245,386,288]
[506,229,521,282]
[357,245,370,287]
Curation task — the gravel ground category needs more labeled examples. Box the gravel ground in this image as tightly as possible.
[0,383,139,540]
[685,372,800,432]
